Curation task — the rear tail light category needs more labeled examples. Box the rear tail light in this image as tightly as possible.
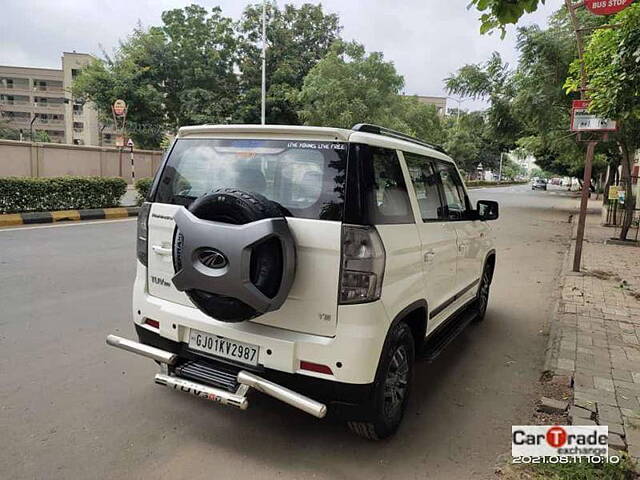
[137,202,151,266]
[339,225,386,305]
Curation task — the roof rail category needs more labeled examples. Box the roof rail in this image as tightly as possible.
[351,123,446,154]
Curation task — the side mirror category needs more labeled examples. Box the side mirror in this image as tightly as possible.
[477,200,499,221]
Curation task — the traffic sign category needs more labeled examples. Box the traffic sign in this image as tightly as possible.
[571,100,617,132]
[113,99,127,117]
[585,0,634,16]
[127,138,134,149]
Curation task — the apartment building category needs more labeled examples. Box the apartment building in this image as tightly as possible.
[0,52,114,146]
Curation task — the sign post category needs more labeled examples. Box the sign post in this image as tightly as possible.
[564,0,630,272]
[111,100,128,179]
[127,138,135,183]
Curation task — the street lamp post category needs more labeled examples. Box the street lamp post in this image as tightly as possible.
[261,0,267,125]
[446,96,465,127]
[29,113,39,141]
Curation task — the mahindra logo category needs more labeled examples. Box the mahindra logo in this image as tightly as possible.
[198,249,228,269]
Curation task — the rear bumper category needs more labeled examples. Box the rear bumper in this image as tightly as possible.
[114,325,375,420]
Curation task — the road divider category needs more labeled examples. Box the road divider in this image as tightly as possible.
[0,206,139,227]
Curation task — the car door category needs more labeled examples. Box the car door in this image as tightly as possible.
[401,152,458,330]
[433,161,486,301]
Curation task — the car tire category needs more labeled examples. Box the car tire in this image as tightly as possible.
[173,188,286,322]
[347,322,414,440]
[472,263,492,323]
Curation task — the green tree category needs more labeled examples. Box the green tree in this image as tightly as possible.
[73,5,238,148]
[0,119,20,140]
[501,156,526,180]
[72,29,170,149]
[445,52,521,153]
[390,96,445,145]
[157,5,239,128]
[236,2,341,124]
[33,130,50,143]
[296,41,404,129]
[567,4,640,240]
[469,0,546,37]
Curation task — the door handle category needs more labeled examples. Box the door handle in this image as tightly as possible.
[423,250,435,263]
[152,245,172,256]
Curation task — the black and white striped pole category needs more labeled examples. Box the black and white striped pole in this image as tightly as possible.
[127,138,135,183]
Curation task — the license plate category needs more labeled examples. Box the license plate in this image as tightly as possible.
[188,330,259,367]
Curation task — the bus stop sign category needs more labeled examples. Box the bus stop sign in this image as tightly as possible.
[585,0,634,16]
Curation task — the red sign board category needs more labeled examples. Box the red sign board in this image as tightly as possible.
[585,0,634,16]
[572,100,590,110]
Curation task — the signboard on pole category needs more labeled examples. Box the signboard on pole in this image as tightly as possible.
[112,99,127,117]
[571,100,617,132]
[608,185,619,200]
[585,0,634,16]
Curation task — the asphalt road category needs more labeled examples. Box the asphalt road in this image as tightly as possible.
[0,185,581,480]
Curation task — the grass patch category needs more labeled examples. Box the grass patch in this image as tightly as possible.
[501,457,636,480]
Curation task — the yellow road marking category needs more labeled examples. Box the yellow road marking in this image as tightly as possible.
[51,210,81,222]
[104,207,129,219]
[0,214,24,226]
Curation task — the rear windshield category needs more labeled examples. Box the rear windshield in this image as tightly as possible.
[154,138,348,221]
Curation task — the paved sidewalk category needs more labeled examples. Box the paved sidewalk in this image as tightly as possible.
[546,199,640,456]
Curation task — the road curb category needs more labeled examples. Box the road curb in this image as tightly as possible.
[0,207,139,227]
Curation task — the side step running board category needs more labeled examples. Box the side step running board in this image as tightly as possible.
[422,301,477,362]
[107,335,327,419]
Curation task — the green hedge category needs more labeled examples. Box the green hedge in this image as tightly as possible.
[0,176,127,214]
[134,177,153,205]
[466,180,528,188]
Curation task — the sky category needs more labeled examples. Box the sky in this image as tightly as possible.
[0,0,562,111]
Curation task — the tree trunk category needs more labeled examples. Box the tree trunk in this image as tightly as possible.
[619,143,634,241]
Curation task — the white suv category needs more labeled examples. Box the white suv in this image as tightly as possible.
[107,124,498,439]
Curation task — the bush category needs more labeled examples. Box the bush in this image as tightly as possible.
[0,176,127,214]
[466,180,528,188]
[134,177,153,205]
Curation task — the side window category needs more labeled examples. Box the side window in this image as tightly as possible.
[404,152,442,221]
[360,145,413,224]
[435,161,469,220]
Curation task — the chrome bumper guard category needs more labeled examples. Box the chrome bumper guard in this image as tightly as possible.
[106,334,327,419]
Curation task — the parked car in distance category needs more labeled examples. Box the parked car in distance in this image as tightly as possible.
[107,123,499,440]
[532,178,548,191]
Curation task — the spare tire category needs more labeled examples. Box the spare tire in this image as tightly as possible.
[173,188,288,322]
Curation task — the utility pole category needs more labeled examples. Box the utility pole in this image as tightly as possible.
[499,152,504,183]
[261,0,267,125]
[565,0,595,273]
